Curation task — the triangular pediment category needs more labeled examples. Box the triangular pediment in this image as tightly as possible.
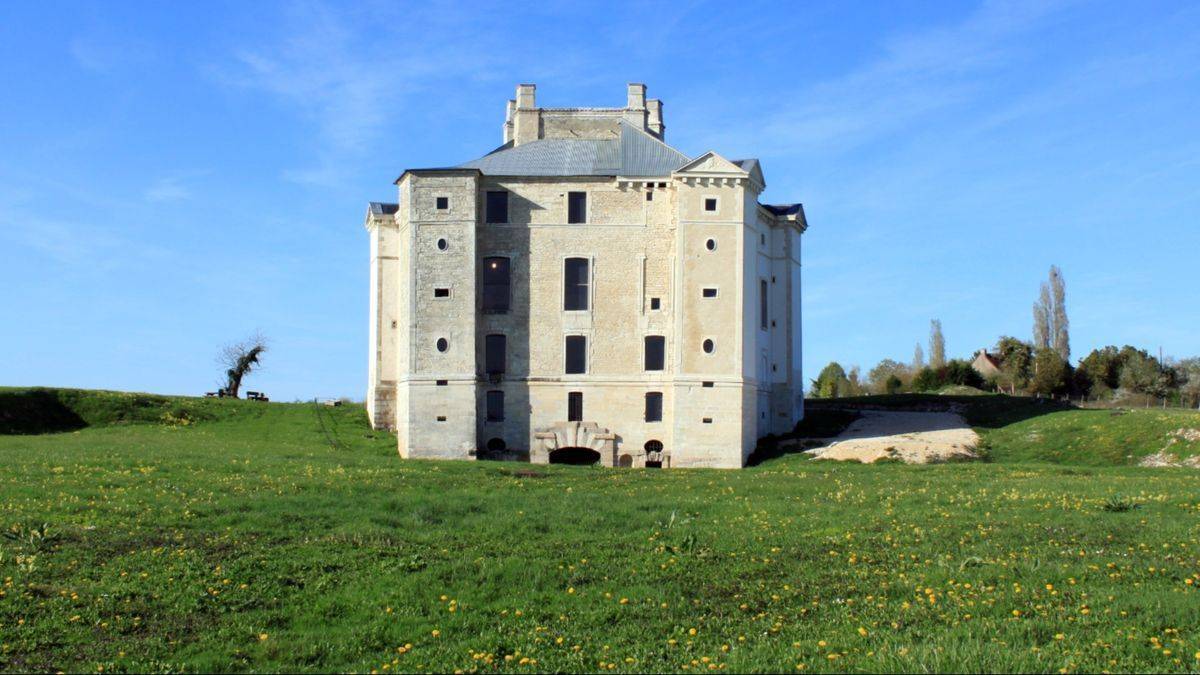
[674,151,746,175]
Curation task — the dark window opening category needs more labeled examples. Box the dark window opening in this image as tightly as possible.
[436,379,448,386]
[434,287,450,298]
[482,257,510,313]
[436,415,447,422]
[705,238,716,251]
[564,258,589,311]
[703,339,714,354]
[649,297,661,310]
[565,336,587,374]
[702,381,714,388]
[702,288,717,298]
[486,390,504,422]
[657,182,667,188]
[704,198,717,212]
[760,279,769,330]
[645,191,653,201]
[644,439,664,468]
[486,437,506,452]
[568,191,587,224]
[550,446,598,465]
[644,392,663,422]
[485,334,506,375]
[437,238,448,251]
[772,364,778,372]
[761,233,766,245]
[567,391,583,422]
[486,190,509,223]
[436,338,449,352]
[644,336,665,371]
[702,417,713,424]
[436,196,449,210]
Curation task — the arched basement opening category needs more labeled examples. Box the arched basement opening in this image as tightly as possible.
[549,447,601,465]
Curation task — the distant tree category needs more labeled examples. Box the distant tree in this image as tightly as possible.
[1030,347,1069,396]
[846,366,865,397]
[912,343,925,372]
[217,333,268,399]
[1033,283,1051,350]
[994,336,1033,394]
[912,359,984,392]
[1049,265,1070,362]
[1176,357,1200,408]
[885,374,904,395]
[1076,346,1124,399]
[929,319,946,370]
[1118,349,1171,399]
[813,362,850,399]
[868,359,909,394]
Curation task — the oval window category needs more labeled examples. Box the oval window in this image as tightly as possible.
[437,238,448,251]
[702,339,714,354]
[705,238,716,252]
[436,338,449,352]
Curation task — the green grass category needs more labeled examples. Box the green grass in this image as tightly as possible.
[2,390,1200,673]
[812,393,1200,466]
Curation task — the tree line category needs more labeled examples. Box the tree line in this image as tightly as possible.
[812,266,1200,407]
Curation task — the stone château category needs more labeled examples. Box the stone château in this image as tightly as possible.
[364,84,807,468]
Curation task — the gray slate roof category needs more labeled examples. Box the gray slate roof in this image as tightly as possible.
[368,202,398,216]
[457,122,691,177]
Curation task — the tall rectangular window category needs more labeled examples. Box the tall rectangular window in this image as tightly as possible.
[486,190,509,223]
[563,258,589,311]
[760,279,769,330]
[644,336,665,371]
[482,257,510,313]
[567,192,587,224]
[565,335,587,374]
[644,392,663,422]
[485,334,506,375]
[567,392,583,422]
[486,390,504,421]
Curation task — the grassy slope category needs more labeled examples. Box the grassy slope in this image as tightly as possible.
[808,394,1200,465]
[2,389,1199,672]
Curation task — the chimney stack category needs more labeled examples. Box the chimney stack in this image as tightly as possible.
[512,84,539,145]
[626,83,646,110]
[646,99,664,139]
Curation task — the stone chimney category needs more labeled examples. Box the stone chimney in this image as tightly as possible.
[646,99,664,139]
[503,98,516,144]
[626,83,646,110]
[512,84,539,146]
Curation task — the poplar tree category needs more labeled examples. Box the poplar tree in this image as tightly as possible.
[1033,282,1051,350]
[912,343,925,372]
[1049,265,1070,362]
[929,319,946,369]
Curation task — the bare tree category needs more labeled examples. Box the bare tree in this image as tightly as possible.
[912,343,925,372]
[1049,265,1070,362]
[1033,282,1051,350]
[929,319,946,369]
[217,333,268,398]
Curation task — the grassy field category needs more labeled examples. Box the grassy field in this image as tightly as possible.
[1,389,1199,672]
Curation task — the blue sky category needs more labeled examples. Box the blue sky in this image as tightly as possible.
[2,0,1198,400]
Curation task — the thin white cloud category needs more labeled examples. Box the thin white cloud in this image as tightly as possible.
[144,177,192,203]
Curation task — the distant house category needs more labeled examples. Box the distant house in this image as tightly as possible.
[971,349,1002,380]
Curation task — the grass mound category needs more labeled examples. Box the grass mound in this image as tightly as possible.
[0,387,273,434]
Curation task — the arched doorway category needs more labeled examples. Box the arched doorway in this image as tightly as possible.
[618,454,633,468]
[644,440,664,468]
[549,447,601,465]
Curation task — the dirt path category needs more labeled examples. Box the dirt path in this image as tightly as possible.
[806,410,980,464]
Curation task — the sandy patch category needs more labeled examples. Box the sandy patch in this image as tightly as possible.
[1138,428,1200,467]
[806,411,980,464]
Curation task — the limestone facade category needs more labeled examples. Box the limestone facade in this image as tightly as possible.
[365,84,807,468]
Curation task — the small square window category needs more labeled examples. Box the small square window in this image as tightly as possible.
[658,182,667,188]
[645,191,653,201]
[704,198,717,212]
[434,288,450,298]
[702,288,717,298]
[649,297,661,311]
[436,196,449,210]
